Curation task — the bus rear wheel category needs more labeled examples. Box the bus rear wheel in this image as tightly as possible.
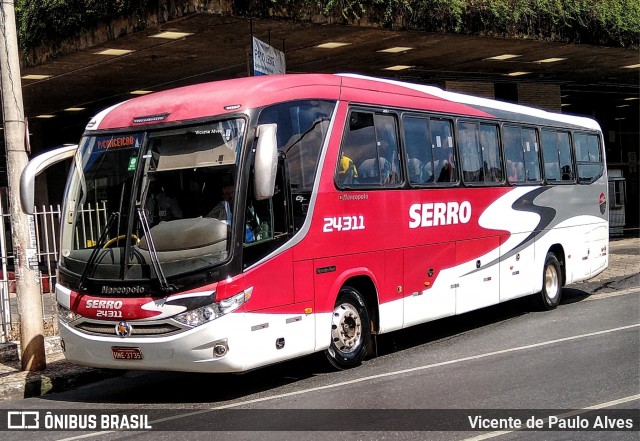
[325,287,371,370]
[533,252,563,310]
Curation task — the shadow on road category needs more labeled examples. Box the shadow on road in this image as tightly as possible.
[561,287,593,305]
[36,287,594,406]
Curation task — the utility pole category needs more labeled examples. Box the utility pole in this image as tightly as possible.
[0,0,46,370]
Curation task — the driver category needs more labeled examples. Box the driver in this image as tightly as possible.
[208,183,260,243]
[209,183,234,225]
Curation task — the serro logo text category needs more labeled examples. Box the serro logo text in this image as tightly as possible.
[409,201,472,229]
[86,299,123,309]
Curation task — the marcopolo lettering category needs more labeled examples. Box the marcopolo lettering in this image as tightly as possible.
[101,286,145,295]
[409,201,472,228]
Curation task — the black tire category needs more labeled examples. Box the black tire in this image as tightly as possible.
[533,252,563,310]
[324,286,371,370]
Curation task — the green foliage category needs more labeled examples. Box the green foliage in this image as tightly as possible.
[15,0,151,49]
[14,0,640,49]
[292,0,639,46]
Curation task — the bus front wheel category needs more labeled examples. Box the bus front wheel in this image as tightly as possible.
[325,286,371,370]
[534,252,563,310]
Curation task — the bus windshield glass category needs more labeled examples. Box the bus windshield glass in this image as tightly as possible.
[59,118,246,284]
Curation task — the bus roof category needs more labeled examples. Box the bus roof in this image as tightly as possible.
[87,73,600,132]
[339,73,601,131]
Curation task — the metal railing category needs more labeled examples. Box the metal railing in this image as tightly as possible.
[0,190,12,342]
[75,202,109,249]
[0,193,108,343]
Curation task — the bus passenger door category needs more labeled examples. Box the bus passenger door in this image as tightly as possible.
[455,237,500,314]
[499,232,535,301]
[403,243,456,327]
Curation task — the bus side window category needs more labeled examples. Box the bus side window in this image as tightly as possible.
[542,130,574,183]
[336,110,401,187]
[574,133,603,183]
[557,132,574,181]
[542,129,561,182]
[402,115,433,184]
[458,121,482,183]
[503,125,524,183]
[373,114,401,185]
[574,133,589,161]
[459,121,503,185]
[521,128,541,182]
[336,111,374,186]
[479,124,503,183]
[430,119,456,183]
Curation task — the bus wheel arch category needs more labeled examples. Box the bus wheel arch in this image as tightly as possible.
[548,244,566,286]
[342,276,379,334]
[324,276,378,370]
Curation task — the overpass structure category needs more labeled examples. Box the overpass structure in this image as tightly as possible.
[2,2,639,227]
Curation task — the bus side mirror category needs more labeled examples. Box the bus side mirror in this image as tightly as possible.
[20,145,77,214]
[254,124,278,201]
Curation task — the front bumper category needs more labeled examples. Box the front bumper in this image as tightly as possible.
[58,313,248,373]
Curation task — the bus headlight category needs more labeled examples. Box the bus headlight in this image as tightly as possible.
[174,287,252,327]
[57,303,81,324]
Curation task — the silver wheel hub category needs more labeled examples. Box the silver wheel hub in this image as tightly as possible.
[545,264,559,300]
[330,302,362,354]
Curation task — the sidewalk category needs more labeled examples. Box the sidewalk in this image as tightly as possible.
[0,337,121,401]
[0,236,637,402]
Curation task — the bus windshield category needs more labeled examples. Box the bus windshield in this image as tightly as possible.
[59,118,246,286]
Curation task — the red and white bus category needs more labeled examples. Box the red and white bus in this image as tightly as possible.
[21,74,608,372]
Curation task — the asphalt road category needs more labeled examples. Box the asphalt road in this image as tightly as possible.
[1,270,638,440]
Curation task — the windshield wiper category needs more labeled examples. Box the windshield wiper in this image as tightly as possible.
[77,211,118,292]
[136,206,176,294]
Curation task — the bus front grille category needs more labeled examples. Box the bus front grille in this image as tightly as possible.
[74,321,182,336]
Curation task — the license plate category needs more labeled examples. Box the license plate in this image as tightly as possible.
[111,346,143,360]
